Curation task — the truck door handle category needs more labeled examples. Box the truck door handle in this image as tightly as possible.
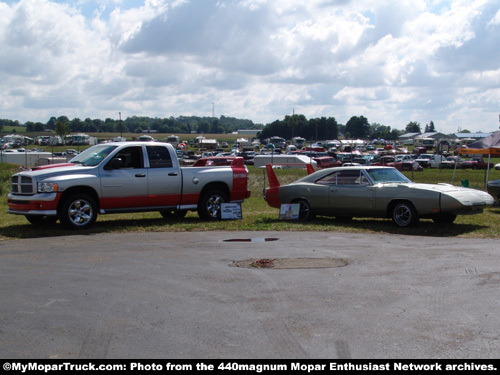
[168,172,178,176]
[135,174,146,178]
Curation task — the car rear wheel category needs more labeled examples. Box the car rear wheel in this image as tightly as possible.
[296,199,315,221]
[59,193,98,230]
[391,202,418,227]
[197,189,227,220]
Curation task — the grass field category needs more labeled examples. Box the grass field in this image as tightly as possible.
[0,161,499,240]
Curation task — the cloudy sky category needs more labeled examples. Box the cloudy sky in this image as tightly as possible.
[1,0,499,134]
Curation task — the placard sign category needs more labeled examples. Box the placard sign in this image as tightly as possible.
[221,203,242,220]
[279,203,300,220]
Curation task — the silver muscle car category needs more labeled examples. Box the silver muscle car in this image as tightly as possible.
[264,165,494,227]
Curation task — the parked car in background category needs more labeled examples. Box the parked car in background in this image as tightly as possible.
[264,166,494,227]
[413,146,427,154]
[463,157,494,170]
[415,154,446,168]
[371,156,422,172]
[312,156,342,169]
[486,180,500,203]
[439,156,467,169]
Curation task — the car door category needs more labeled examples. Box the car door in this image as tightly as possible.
[327,169,375,215]
[100,145,149,209]
[146,145,182,207]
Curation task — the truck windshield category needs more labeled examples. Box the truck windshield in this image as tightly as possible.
[367,168,411,184]
[70,145,118,166]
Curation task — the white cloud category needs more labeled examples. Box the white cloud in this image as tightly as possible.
[1,0,500,134]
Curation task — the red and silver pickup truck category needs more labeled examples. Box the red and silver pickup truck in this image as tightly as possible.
[8,142,251,229]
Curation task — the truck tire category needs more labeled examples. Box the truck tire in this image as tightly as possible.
[197,189,227,220]
[391,202,419,227]
[59,193,98,230]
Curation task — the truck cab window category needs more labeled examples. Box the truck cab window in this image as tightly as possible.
[112,146,144,169]
[147,146,173,168]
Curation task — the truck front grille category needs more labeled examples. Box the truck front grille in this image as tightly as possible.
[11,175,34,195]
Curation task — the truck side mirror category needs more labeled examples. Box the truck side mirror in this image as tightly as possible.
[104,157,123,170]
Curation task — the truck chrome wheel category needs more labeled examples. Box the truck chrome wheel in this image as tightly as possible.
[60,194,98,229]
[198,189,227,220]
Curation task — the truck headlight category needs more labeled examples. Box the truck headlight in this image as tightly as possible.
[37,182,59,193]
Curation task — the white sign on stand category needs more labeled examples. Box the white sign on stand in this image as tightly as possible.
[221,203,242,220]
[279,203,300,220]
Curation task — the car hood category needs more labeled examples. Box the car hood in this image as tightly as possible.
[17,164,93,178]
[381,182,494,205]
[377,182,459,192]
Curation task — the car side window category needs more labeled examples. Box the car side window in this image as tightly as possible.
[317,170,367,185]
[316,172,338,185]
[112,146,144,169]
[147,146,173,168]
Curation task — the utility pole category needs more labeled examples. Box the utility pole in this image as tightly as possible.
[119,112,123,139]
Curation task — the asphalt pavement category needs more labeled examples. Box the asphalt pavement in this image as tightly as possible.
[1,231,499,359]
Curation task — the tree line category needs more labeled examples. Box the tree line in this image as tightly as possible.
[257,115,436,142]
[1,115,441,141]
[0,115,262,136]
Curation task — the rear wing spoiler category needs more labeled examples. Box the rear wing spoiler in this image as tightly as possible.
[265,163,315,188]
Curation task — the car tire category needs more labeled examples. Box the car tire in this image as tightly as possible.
[160,210,187,219]
[197,189,227,220]
[391,202,419,227]
[432,213,457,224]
[59,193,98,230]
[297,199,315,221]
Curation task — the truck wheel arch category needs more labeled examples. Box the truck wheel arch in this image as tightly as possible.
[57,187,100,213]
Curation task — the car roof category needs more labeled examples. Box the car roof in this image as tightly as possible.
[296,165,395,182]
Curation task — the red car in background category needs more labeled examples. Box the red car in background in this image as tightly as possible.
[371,156,422,171]
[463,157,494,170]
[313,156,342,169]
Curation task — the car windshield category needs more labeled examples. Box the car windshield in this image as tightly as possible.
[69,145,118,166]
[367,168,411,184]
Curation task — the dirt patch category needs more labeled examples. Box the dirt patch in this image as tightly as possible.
[230,257,348,269]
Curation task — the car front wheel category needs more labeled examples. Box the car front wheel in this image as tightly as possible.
[391,202,418,227]
[59,193,98,229]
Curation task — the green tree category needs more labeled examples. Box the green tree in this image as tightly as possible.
[198,121,210,134]
[405,121,421,133]
[55,120,70,140]
[345,116,370,139]
[424,121,436,132]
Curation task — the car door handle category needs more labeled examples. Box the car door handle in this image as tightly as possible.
[168,172,178,176]
[135,174,146,178]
